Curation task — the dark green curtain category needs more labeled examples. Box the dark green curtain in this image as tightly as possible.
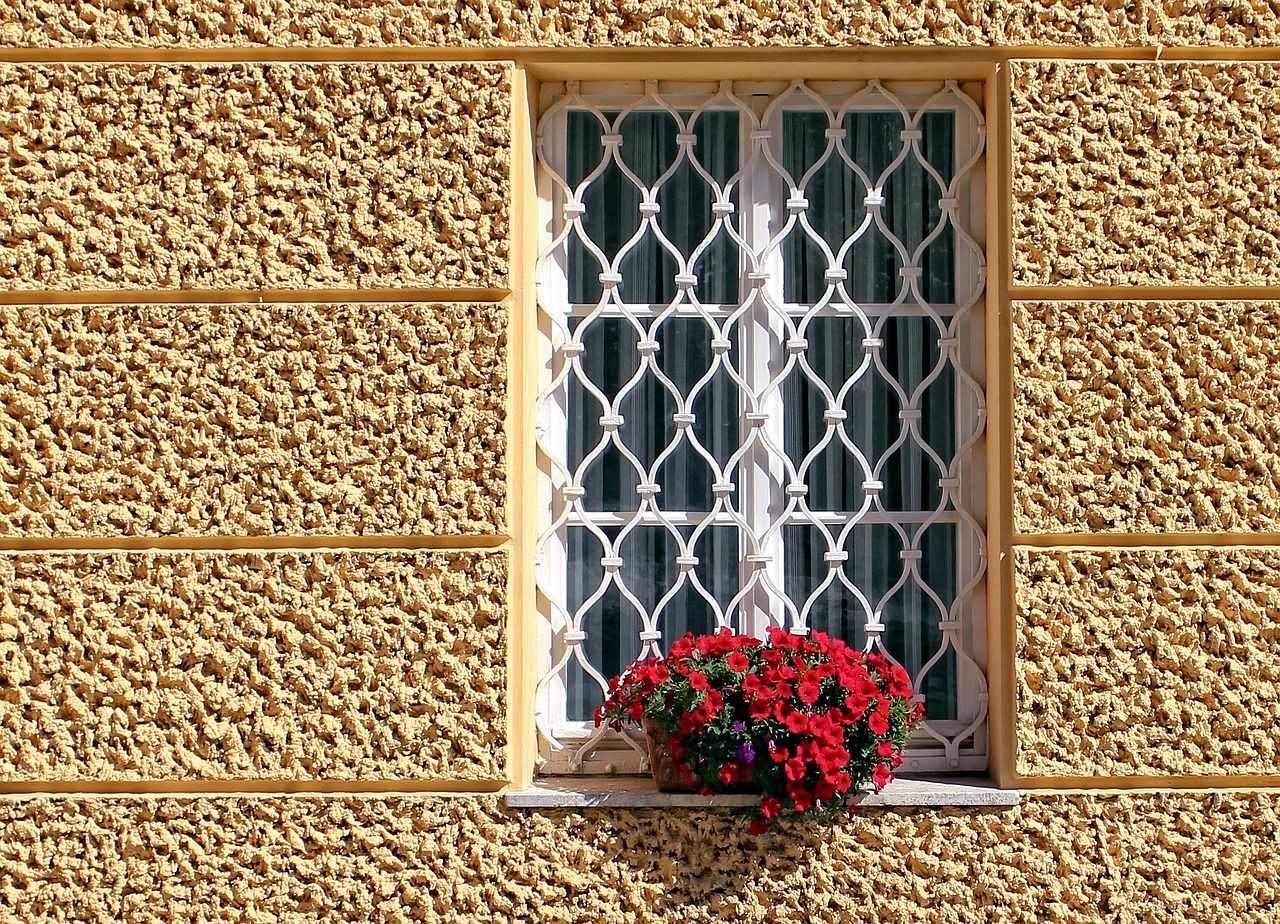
[781,110,959,719]
[560,106,964,721]
[565,110,741,721]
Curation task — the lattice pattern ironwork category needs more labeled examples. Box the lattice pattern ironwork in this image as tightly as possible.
[534,79,988,774]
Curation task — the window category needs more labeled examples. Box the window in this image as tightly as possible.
[534,79,988,775]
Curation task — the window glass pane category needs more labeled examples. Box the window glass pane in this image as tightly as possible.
[567,110,740,305]
[784,522,958,719]
[540,82,986,768]
[565,525,738,722]
[568,318,738,512]
[784,316,955,513]
[782,110,955,305]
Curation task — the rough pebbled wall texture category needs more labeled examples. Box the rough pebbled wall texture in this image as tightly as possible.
[0,793,1277,921]
[0,64,509,291]
[0,302,506,537]
[1014,301,1280,534]
[5,0,1280,47]
[1013,62,1280,287]
[0,550,507,781]
[1016,548,1280,778]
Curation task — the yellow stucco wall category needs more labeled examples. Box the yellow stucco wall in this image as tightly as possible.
[1012,63,1280,287]
[2,3,1279,920]
[5,1,1280,48]
[1017,548,1280,777]
[0,302,506,536]
[1013,300,1280,533]
[1,794,1278,922]
[0,64,510,291]
[0,551,507,781]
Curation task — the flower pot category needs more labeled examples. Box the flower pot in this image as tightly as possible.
[642,718,701,792]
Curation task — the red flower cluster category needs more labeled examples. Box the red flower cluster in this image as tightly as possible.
[596,626,923,834]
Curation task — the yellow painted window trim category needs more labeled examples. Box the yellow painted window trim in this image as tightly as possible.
[505,58,1012,792]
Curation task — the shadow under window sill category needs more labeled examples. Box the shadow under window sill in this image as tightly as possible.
[505,775,1020,809]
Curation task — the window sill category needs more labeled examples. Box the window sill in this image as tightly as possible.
[505,775,1020,809]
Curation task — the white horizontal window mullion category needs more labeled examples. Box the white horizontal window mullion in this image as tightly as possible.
[783,510,969,525]
[566,511,741,527]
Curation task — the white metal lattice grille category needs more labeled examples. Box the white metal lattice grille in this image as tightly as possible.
[534,79,988,774]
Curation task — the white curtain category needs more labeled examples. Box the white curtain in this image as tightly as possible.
[562,107,961,721]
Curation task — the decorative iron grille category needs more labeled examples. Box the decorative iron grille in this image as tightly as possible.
[534,79,988,774]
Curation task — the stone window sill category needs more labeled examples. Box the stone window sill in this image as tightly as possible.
[505,775,1020,809]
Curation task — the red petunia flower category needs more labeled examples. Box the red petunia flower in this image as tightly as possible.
[868,700,891,736]
[784,710,810,735]
[872,762,893,790]
[594,628,924,835]
[788,782,814,812]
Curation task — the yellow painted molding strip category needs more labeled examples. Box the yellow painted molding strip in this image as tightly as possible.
[505,65,542,792]
[0,287,511,306]
[5,46,1280,66]
[1017,775,1280,792]
[1010,286,1280,302]
[0,779,509,798]
[984,61,1017,791]
[0,535,511,553]
[1014,533,1280,549]
[27,285,1280,308]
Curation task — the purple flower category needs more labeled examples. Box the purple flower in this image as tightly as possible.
[732,721,746,732]
[735,744,756,764]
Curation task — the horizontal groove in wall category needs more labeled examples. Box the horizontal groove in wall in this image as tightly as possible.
[0,287,511,306]
[1014,533,1280,549]
[0,779,509,798]
[1019,775,1280,793]
[1,779,1275,800]
[4,46,1280,66]
[1010,286,1280,302]
[0,535,512,553]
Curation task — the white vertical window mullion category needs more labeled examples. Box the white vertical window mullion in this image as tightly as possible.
[744,89,788,640]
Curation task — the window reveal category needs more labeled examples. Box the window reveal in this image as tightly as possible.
[535,80,988,775]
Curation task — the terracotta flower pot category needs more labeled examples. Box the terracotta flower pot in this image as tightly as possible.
[642,718,701,792]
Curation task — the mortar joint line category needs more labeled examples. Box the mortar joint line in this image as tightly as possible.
[0,781,511,798]
[0,287,512,306]
[5,47,1280,66]
[0,535,514,554]
[1009,286,1280,302]
[1013,533,1280,550]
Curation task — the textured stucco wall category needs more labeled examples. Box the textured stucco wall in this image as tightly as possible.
[5,1,1280,47]
[1016,548,1280,778]
[0,793,1277,922]
[0,550,507,781]
[1,5,1278,920]
[0,302,506,537]
[1014,300,1280,534]
[1012,61,1280,287]
[0,64,510,291]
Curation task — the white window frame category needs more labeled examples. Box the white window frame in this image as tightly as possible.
[534,79,988,776]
